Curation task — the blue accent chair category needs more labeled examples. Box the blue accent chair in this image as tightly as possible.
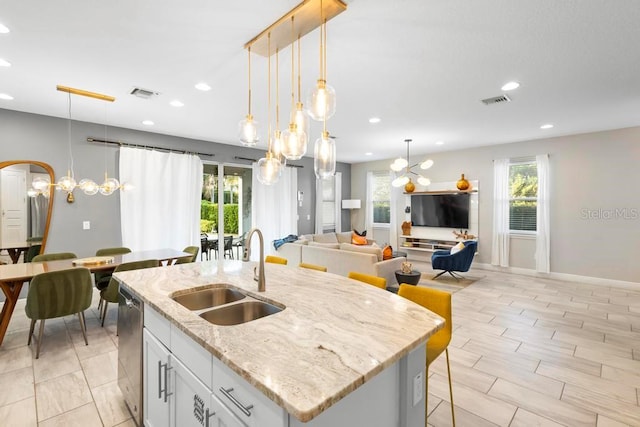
[431,240,477,280]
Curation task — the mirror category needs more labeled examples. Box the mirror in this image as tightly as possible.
[0,160,55,262]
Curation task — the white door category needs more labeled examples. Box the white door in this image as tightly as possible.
[143,329,172,427]
[0,168,27,246]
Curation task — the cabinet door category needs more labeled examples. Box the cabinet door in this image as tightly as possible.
[209,393,247,427]
[143,329,172,427]
[172,356,216,427]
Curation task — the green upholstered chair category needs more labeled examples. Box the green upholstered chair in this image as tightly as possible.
[100,259,159,326]
[175,246,199,264]
[94,247,132,290]
[25,267,93,359]
[31,252,77,262]
[24,244,42,262]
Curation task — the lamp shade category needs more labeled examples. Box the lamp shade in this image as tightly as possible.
[341,199,361,209]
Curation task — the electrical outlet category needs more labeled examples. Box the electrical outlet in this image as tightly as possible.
[413,371,423,406]
[83,221,90,230]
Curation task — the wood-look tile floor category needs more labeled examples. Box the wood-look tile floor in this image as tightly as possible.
[1,269,639,426]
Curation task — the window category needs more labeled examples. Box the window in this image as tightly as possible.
[321,176,336,232]
[509,161,538,232]
[372,173,391,226]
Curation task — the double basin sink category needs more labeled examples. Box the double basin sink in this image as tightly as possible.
[172,286,283,326]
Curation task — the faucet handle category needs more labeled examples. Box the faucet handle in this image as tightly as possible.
[253,266,259,282]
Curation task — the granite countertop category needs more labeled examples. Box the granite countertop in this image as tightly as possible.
[114,260,444,422]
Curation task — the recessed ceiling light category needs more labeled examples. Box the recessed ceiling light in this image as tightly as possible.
[501,81,520,91]
[540,124,554,129]
[0,93,14,100]
[170,100,184,107]
[195,82,211,91]
[365,152,373,156]
[0,58,10,67]
[142,120,154,126]
[368,117,381,124]
[0,24,9,34]
[435,141,444,145]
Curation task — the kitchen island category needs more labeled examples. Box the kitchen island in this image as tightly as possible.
[114,260,444,426]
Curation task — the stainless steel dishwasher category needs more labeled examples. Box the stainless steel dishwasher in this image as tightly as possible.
[118,284,143,426]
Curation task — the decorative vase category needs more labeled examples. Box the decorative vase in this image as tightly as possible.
[404,179,415,193]
[401,221,412,236]
[401,261,413,274]
[456,173,470,191]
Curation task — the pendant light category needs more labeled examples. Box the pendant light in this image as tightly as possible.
[293,35,310,137]
[282,16,307,160]
[272,48,284,162]
[306,1,336,122]
[390,139,433,191]
[257,33,282,185]
[238,46,259,146]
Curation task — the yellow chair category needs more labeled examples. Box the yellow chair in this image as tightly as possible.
[398,284,455,426]
[265,255,288,265]
[299,262,327,272]
[347,272,387,289]
[175,246,199,264]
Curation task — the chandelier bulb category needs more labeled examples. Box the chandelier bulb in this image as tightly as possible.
[257,152,282,185]
[238,114,259,146]
[314,131,336,179]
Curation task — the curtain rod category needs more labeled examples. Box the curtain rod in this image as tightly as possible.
[233,156,303,168]
[87,137,215,157]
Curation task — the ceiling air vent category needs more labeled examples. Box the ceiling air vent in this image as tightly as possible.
[130,87,159,99]
[481,94,511,105]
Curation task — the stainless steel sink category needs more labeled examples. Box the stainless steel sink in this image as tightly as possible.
[172,288,246,311]
[200,301,283,326]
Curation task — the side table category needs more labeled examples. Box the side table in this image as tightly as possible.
[394,270,421,286]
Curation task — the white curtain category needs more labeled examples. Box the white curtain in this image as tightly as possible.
[491,158,510,267]
[120,147,203,251]
[252,164,297,259]
[334,172,342,233]
[364,171,374,236]
[536,154,550,273]
[315,178,323,234]
[389,171,398,250]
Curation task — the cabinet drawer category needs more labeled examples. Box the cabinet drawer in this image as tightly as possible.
[144,304,170,345]
[211,356,286,427]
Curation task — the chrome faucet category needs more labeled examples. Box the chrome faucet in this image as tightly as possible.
[242,228,265,292]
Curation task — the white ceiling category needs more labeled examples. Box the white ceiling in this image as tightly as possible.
[1,0,639,163]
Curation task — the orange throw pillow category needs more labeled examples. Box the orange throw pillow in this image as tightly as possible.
[352,233,368,245]
[382,245,393,260]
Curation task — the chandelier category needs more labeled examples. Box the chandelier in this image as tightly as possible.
[390,139,434,192]
[32,85,131,203]
[242,0,346,184]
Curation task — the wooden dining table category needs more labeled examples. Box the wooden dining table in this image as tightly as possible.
[0,242,34,264]
[0,248,190,347]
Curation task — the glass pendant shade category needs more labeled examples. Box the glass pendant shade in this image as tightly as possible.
[417,176,431,186]
[293,102,310,136]
[257,153,282,185]
[420,159,434,170]
[282,123,307,160]
[238,114,259,146]
[314,131,336,179]
[32,176,50,191]
[27,188,38,198]
[79,179,99,195]
[57,174,76,192]
[392,175,410,188]
[306,80,336,121]
[390,158,408,172]
[99,177,120,196]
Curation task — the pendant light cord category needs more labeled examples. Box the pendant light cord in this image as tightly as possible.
[267,32,272,154]
[276,48,280,130]
[248,46,252,116]
[297,35,302,103]
[290,16,295,117]
[67,92,74,178]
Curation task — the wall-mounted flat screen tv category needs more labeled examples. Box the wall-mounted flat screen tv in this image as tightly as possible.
[411,193,470,228]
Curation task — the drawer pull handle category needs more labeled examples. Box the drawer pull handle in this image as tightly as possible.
[205,408,216,427]
[220,387,254,417]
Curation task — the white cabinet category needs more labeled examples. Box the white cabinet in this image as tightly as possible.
[143,329,172,427]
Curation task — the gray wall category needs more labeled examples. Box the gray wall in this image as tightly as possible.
[352,126,640,283]
[0,108,350,257]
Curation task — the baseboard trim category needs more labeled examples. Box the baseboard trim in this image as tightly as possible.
[473,262,640,290]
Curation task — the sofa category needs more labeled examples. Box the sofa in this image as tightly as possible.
[276,232,406,285]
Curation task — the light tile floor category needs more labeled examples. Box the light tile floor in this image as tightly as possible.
[1,269,639,426]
